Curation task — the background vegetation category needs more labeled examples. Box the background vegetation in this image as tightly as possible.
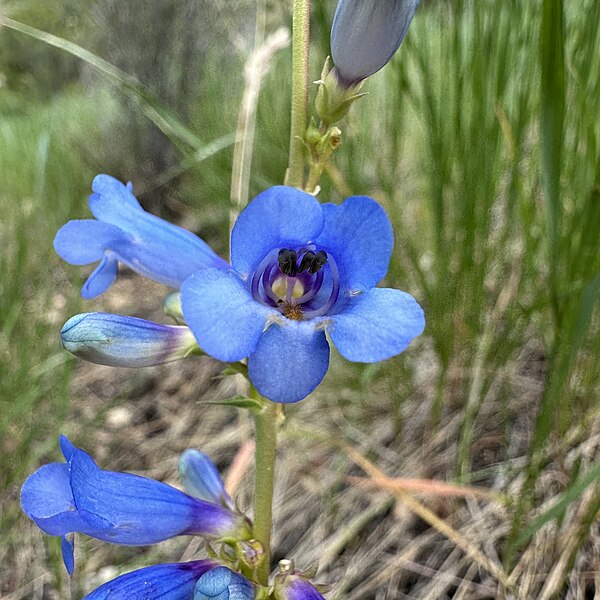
[1,0,599,598]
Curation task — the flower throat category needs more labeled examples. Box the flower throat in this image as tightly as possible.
[250,246,340,321]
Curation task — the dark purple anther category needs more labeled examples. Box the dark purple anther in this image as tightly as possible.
[278,249,298,276]
[309,250,328,274]
[297,251,316,273]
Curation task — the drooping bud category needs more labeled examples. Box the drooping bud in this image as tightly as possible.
[330,0,419,86]
[60,312,199,367]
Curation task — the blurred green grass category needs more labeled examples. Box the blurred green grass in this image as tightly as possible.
[1,0,599,596]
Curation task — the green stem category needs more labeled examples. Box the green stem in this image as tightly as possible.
[252,395,279,586]
[284,0,311,188]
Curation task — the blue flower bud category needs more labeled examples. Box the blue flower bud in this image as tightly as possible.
[60,312,198,367]
[331,0,419,86]
[194,566,253,599]
[179,449,235,510]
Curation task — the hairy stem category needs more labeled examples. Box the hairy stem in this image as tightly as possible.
[284,0,311,188]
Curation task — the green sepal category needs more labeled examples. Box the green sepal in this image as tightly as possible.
[315,61,367,126]
[164,292,184,322]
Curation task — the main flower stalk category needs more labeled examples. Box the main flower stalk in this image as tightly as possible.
[252,394,279,586]
[285,0,311,188]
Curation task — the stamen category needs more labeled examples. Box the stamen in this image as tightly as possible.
[278,249,297,276]
[302,255,340,318]
[297,251,316,273]
[292,268,324,304]
[262,264,282,305]
[309,250,328,274]
[297,249,328,275]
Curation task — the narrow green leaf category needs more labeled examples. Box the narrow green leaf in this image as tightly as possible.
[516,453,600,549]
[204,396,263,411]
[1,17,203,150]
[539,0,565,323]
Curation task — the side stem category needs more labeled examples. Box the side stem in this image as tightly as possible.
[252,397,279,586]
[284,0,311,188]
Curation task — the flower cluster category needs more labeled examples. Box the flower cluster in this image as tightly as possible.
[55,176,424,403]
[21,437,325,599]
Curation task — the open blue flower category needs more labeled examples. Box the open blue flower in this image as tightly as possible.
[54,175,227,299]
[21,436,250,575]
[56,176,424,403]
[181,186,424,403]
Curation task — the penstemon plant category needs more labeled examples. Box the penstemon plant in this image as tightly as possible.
[21,1,422,598]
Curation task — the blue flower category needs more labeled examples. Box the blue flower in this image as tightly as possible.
[60,312,198,367]
[181,186,424,403]
[57,177,424,403]
[54,175,227,299]
[82,560,217,600]
[330,0,419,86]
[21,436,251,575]
[81,563,253,600]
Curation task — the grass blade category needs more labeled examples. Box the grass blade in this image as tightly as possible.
[1,16,204,150]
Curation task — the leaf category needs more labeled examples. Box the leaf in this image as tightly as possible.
[204,396,262,411]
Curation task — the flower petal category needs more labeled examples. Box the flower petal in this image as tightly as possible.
[82,254,119,299]
[82,561,216,600]
[179,450,234,510]
[54,220,127,265]
[88,174,145,220]
[315,196,393,294]
[61,534,75,576]
[194,566,253,600]
[181,268,275,362]
[68,448,248,544]
[328,287,424,362]
[60,312,198,368]
[59,435,76,461]
[248,321,330,403]
[230,187,324,277]
[21,462,91,536]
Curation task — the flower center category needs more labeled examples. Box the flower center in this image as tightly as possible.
[250,246,340,320]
